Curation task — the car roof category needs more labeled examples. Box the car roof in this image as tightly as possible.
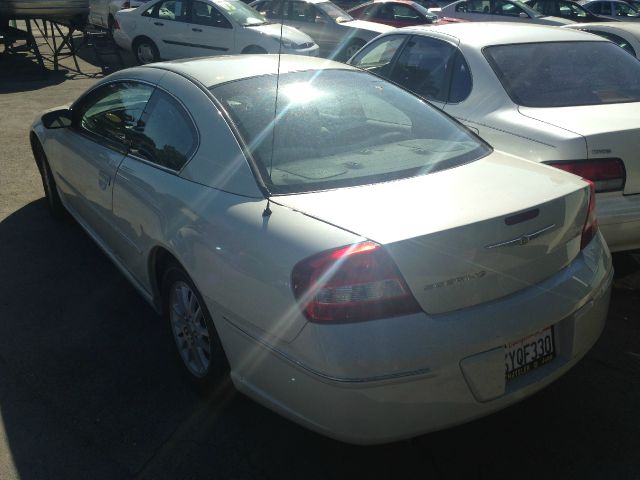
[397,22,607,46]
[146,54,356,87]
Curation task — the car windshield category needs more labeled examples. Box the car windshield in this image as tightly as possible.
[317,2,354,22]
[213,0,268,25]
[210,70,490,194]
[484,41,640,107]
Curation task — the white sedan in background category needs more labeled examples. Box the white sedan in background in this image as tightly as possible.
[113,0,318,63]
[89,0,151,35]
[565,21,640,58]
[29,55,612,444]
[349,23,640,252]
[433,0,574,24]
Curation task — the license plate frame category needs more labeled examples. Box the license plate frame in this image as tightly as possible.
[505,326,555,382]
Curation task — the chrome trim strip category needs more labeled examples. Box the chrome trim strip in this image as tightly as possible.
[485,223,556,249]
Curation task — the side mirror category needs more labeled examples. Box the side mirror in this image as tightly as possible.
[519,11,528,17]
[42,108,72,129]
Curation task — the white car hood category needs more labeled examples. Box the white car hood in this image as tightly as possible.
[247,23,315,44]
[519,103,640,194]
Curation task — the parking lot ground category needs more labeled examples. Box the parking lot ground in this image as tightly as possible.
[1,28,640,480]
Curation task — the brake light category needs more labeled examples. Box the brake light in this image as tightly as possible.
[581,180,598,250]
[291,242,420,323]
[546,159,625,193]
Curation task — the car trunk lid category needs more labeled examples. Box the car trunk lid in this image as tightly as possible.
[519,103,640,195]
[275,152,591,314]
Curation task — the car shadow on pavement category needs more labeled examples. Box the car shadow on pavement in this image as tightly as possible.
[0,200,639,480]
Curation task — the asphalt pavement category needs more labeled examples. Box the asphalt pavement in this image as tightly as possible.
[0,27,639,480]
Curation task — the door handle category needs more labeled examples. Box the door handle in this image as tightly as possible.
[154,21,164,26]
[98,171,111,190]
[192,27,202,32]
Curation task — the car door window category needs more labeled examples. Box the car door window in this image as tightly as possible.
[494,0,526,16]
[615,1,639,16]
[388,36,457,102]
[145,0,188,20]
[461,0,491,13]
[289,1,323,22]
[360,4,380,19]
[191,0,233,27]
[596,2,612,14]
[74,82,155,151]
[128,90,198,171]
[390,4,422,20]
[350,35,406,77]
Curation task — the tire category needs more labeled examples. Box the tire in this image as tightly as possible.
[162,262,230,390]
[32,138,66,220]
[341,39,366,61]
[133,37,159,65]
[241,45,267,54]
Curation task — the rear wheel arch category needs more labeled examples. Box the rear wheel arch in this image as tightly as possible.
[149,246,180,311]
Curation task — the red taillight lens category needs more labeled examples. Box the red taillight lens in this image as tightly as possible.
[291,241,421,323]
[581,180,598,250]
[113,17,121,29]
[546,159,625,193]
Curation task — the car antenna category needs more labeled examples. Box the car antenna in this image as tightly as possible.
[263,0,286,218]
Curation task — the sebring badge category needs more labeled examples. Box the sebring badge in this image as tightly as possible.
[484,224,556,250]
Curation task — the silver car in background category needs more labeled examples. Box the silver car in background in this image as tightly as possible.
[250,0,392,58]
[30,55,612,444]
[434,0,575,24]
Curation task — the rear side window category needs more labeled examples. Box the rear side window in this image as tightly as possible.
[484,41,640,107]
[211,70,490,194]
[74,81,154,150]
[128,90,198,171]
[389,36,457,102]
[350,35,406,77]
[449,51,472,103]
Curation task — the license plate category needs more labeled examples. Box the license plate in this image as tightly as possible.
[505,326,555,382]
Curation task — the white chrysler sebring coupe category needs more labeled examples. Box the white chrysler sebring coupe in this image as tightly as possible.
[349,23,640,252]
[113,0,319,64]
[30,55,613,444]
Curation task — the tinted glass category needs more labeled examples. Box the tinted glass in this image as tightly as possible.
[211,70,489,194]
[191,1,233,27]
[75,82,154,149]
[615,1,640,16]
[128,91,197,171]
[484,41,640,107]
[350,35,406,77]
[463,0,491,13]
[389,36,456,102]
[214,0,267,25]
[289,1,323,22]
[449,51,472,103]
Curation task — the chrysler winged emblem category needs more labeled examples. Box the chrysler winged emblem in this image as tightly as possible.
[484,224,556,250]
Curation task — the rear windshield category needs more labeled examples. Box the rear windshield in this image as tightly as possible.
[210,70,490,194]
[484,41,640,108]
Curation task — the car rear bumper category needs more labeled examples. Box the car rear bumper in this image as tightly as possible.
[597,192,640,252]
[214,233,612,444]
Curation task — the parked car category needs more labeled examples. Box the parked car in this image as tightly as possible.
[249,0,392,59]
[565,21,640,57]
[579,0,640,19]
[29,54,612,444]
[524,0,614,21]
[113,0,319,64]
[349,23,640,252]
[436,0,575,24]
[89,0,150,34]
[347,0,464,26]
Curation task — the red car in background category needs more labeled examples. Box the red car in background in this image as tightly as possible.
[348,0,465,27]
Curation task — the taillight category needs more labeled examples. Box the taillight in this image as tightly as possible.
[113,17,121,29]
[291,241,420,323]
[122,1,130,8]
[581,180,598,250]
[546,159,625,193]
